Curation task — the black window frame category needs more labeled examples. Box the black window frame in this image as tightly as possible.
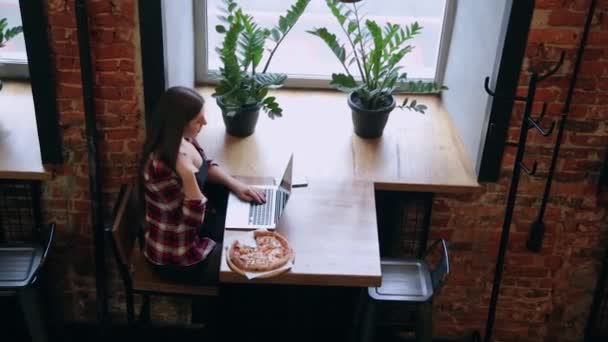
[477,0,535,182]
[17,0,63,164]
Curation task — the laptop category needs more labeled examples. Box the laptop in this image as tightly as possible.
[224,155,293,230]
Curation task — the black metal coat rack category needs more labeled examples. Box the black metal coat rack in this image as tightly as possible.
[481,51,565,342]
[481,0,597,340]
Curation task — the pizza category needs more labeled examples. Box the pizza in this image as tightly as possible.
[228,230,293,273]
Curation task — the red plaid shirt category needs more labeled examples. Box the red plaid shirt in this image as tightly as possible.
[142,140,217,266]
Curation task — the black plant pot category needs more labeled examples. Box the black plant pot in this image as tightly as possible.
[348,92,396,139]
[217,99,262,137]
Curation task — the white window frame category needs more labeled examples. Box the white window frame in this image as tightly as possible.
[0,60,29,79]
[194,0,456,90]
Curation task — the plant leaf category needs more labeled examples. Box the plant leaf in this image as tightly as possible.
[330,73,362,93]
[347,20,358,34]
[253,73,287,88]
[307,27,346,63]
[215,25,226,34]
[270,28,281,42]
[326,0,347,26]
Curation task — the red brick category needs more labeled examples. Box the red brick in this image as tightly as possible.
[57,84,83,98]
[119,60,135,72]
[91,29,116,43]
[569,90,598,104]
[59,112,85,126]
[93,43,134,59]
[588,31,608,46]
[536,0,563,9]
[580,60,608,76]
[50,27,76,42]
[544,256,564,270]
[105,101,138,114]
[97,114,138,128]
[105,128,139,140]
[71,200,91,212]
[88,1,113,13]
[53,42,79,56]
[97,72,134,87]
[568,133,608,146]
[56,70,82,84]
[99,140,125,154]
[47,12,76,27]
[548,9,587,26]
[95,60,120,72]
[528,28,580,45]
[57,56,80,70]
[94,13,134,27]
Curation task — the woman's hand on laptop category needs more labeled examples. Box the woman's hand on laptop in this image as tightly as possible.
[233,181,266,204]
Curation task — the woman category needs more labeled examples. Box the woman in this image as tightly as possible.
[140,86,265,282]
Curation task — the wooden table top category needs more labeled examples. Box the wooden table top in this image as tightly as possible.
[196,87,479,193]
[0,82,48,180]
[219,179,382,287]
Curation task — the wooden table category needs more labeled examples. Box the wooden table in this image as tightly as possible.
[197,87,478,193]
[220,179,382,287]
[196,87,479,287]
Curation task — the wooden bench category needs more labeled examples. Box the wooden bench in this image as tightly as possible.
[106,184,218,324]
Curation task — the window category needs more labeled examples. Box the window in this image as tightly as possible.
[196,0,455,88]
[0,0,28,78]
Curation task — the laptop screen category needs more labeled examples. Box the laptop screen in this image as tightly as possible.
[279,154,293,195]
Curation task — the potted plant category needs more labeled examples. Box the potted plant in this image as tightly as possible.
[308,0,446,138]
[212,0,310,137]
[0,18,23,91]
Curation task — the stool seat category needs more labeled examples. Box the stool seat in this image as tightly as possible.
[356,239,449,342]
[0,245,43,289]
[369,258,434,303]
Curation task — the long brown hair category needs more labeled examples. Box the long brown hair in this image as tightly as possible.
[141,86,205,172]
[136,86,204,232]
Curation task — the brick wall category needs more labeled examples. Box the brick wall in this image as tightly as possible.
[39,0,607,340]
[432,1,608,341]
[43,0,143,321]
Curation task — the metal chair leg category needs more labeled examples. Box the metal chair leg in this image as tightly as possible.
[125,288,135,324]
[360,297,377,342]
[18,286,48,342]
[191,297,205,324]
[350,288,367,342]
[140,294,151,323]
[415,301,433,342]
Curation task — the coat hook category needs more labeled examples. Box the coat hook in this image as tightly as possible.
[538,51,566,81]
[537,102,548,122]
[528,103,548,130]
[484,77,528,101]
[527,116,556,137]
[520,161,538,176]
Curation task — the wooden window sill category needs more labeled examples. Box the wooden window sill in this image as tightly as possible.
[0,81,48,180]
[196,86,479,193]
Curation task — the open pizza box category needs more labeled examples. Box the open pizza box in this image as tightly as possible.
[225,230,295,280]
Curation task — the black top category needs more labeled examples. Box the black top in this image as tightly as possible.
[195,158,210,190]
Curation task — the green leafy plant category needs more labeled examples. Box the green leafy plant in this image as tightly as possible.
[308,0,446,113]
[212,0,310,119]
[0,18,22,49]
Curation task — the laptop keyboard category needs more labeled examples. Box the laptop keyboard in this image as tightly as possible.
[249,188,274,225]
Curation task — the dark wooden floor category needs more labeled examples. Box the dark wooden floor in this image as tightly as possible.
[1,292,480,342]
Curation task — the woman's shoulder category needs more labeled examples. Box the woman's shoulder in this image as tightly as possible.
[184,137,206,154]
[144,154,176,181]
